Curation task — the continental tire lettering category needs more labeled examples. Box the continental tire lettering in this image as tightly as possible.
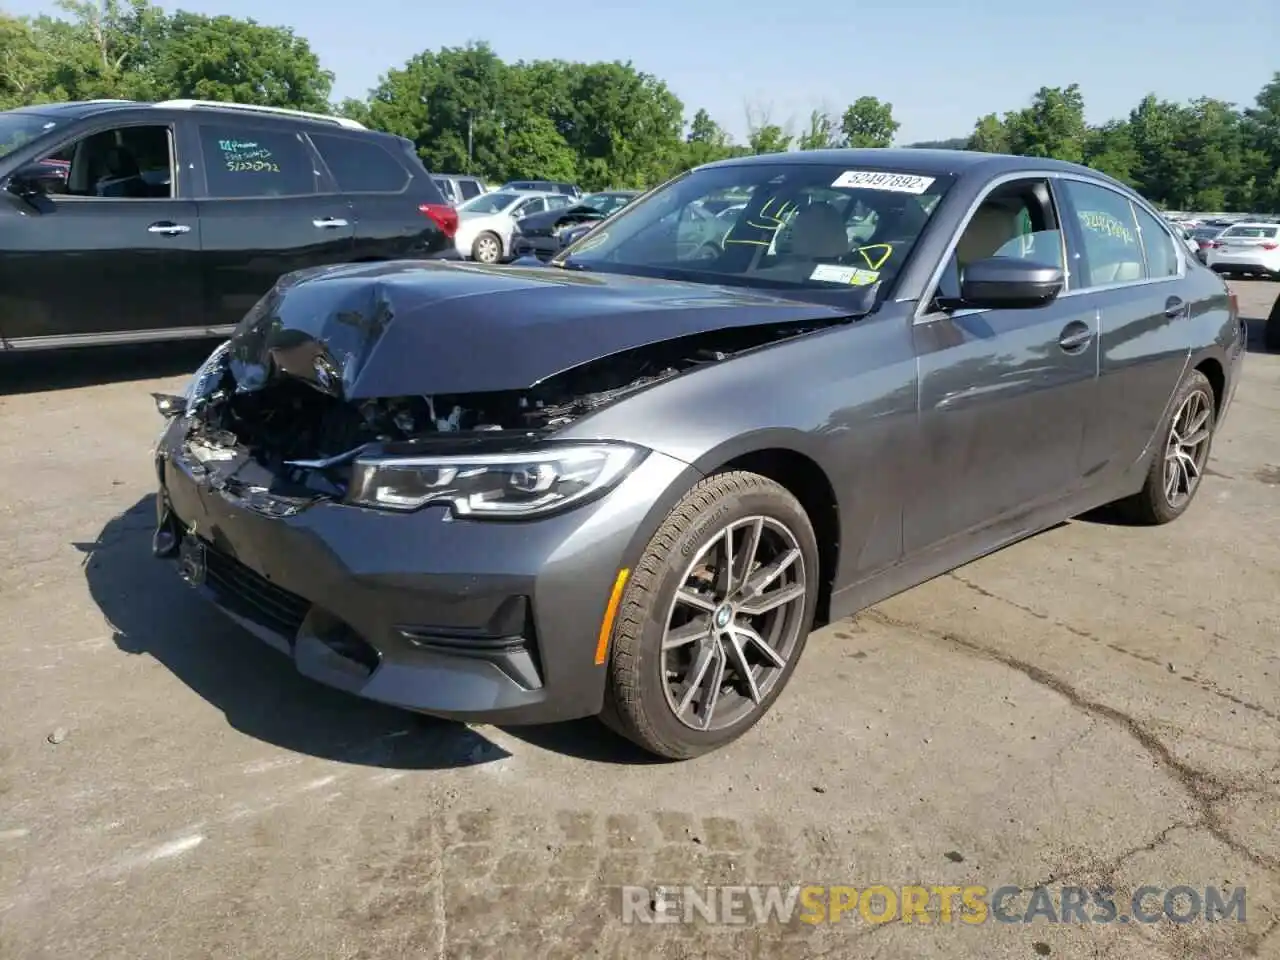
[681,504,731,558]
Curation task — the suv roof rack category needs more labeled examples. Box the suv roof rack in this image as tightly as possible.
[152,99,366,130]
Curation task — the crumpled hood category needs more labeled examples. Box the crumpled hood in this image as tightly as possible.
[226,260,856,398]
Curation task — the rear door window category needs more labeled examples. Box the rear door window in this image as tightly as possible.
[310,133,409,194]
[459,179,482,200]
[1131,205,1181,278]
[1059,180,1146,288]
[198,124,320,198]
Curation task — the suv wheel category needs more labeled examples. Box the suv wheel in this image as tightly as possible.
[471,232,501,264]
[602,471,819,759]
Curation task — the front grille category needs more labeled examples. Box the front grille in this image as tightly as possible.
[204,546,310,639]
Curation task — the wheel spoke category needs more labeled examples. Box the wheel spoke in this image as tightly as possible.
[734,623,787,669]
[731,517,763,594]
[1185,405,1210,437]
[1182,427,1210,448]
[743,548,800,597]
[675,588,717,613]
[663,618,710,650]
[737,580,806,617]
[699,647,726,730]
[677,640,717,715]
[1179,450,1200,484]
[723,630,762,703]
[1164,459,1179,499]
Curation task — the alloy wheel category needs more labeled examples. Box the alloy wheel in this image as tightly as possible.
[660,516,808,732]
[1164,388,1212,508]
[474,236,499,263]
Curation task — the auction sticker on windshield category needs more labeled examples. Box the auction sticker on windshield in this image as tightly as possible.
[810,264,880,285]
[831,170,936,194]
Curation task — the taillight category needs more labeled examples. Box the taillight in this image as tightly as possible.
[1261,242,1278,250]
[1211,241,1225,248]
[419,203,458,238]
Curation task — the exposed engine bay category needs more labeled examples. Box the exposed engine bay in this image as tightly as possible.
[174,321,836,491]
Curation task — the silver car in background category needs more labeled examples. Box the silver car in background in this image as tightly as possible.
[453,190,574,263]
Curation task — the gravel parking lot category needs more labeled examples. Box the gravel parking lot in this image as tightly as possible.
[1,281,1277,960]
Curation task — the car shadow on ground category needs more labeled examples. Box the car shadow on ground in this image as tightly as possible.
[78,497,656,768]
[0,341,216,396]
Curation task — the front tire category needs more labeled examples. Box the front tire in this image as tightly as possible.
[1112,369,1216,525]
[603,471,819,760]
[471,231,502,264]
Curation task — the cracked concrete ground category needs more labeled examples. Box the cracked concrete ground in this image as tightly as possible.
[0,280,1277,960]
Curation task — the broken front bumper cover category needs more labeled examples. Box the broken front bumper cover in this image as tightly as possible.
[152,417,699,725]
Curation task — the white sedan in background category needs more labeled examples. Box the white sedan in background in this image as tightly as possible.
[453,190,573,263]
[1205,222,1280,280]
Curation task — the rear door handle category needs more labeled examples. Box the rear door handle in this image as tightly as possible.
[1165,297,1188,319]
[147,221,190,235]
[1058,321,1093,353]
[313,217,349,229]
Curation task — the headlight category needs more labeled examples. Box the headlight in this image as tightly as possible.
[185,341,231,409]
[346,443,646,517]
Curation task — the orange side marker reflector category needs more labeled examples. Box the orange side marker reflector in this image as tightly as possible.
[594,568,631,665]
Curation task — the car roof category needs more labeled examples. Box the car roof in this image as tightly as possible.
[5,98,369,132]
[699,147,1113,181]
[1223,221,1278,229]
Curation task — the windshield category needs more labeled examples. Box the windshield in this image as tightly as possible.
[459,191,524,214]
[0,112,59,160]
[558,162,954,295]
[581,193,634,216]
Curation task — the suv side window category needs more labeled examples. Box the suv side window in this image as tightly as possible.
[310,133,409,193]
[37,124,174,199]
[1130,204,1180,279]
[198,124,320,198]
[1059,180,1145,288]
[459,179,483,200]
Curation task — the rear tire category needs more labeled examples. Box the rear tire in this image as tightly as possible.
[602,471,819,760]
[1110,369,1216,525]
[471,232,502,264]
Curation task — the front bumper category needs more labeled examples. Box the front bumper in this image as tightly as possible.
[153,420,699,724]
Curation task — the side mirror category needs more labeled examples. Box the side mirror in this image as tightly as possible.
[5,161,64,197]
[942,257,1065,311]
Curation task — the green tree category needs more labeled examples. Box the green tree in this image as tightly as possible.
[840,96,898,147]
[797,109,838,150]
[1082,120,1138,183]
[149,12,332,110]
[1004,84,1087,162]
[967,113,1009,153]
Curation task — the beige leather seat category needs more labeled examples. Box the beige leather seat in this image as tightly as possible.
[956,204,1020,266]
[788,202,849,259]
[1089,258,1143,284]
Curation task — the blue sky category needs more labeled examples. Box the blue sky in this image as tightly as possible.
[6,0,1278,144]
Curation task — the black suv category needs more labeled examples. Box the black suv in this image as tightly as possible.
[0,99,459,351]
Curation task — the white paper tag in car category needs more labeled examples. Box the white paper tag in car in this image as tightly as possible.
[809,264,881,285]
[831,170,936,194]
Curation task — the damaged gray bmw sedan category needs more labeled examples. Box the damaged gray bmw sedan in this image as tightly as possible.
[153,149,1246,759]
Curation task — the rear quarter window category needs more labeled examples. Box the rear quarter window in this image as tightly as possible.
[311,133,410,193]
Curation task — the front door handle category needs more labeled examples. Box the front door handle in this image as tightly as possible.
[147,221,190,235]
[1058,321,1093,353]
[313,217,349,229]
[1164,297,1188,319]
